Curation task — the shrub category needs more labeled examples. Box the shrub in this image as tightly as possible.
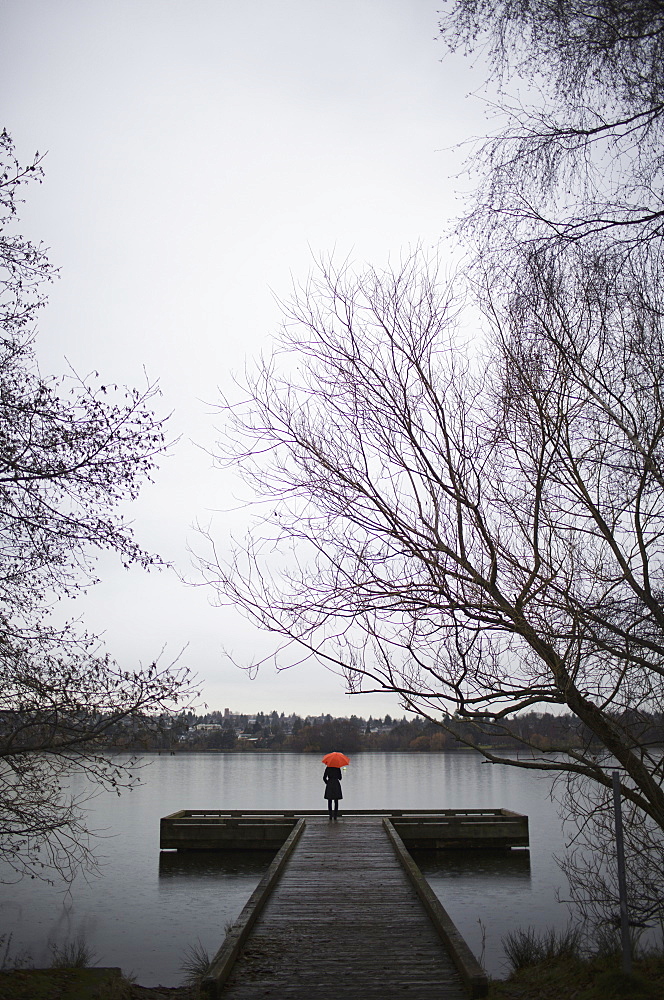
[50,935,96,969]
[503,925,582,972]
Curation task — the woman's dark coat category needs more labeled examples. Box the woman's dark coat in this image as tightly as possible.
[323,765,343,801]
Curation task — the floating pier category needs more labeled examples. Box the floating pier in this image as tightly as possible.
[160,809,528,998]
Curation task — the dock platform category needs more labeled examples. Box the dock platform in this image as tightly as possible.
[160,807,529,852]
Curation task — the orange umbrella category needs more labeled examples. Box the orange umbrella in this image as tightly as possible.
[322,751,350,767]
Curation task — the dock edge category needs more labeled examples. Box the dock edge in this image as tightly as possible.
[200,817,306,999]
[383,818,489,999]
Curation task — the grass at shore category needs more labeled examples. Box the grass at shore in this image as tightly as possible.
[488,952,664,1000]
[1,958,663,999]
[0,967,130,999]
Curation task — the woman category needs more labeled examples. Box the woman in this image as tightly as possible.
[323,764,343,819]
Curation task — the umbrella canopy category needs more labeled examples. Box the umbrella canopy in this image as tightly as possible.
[322,752,350,767]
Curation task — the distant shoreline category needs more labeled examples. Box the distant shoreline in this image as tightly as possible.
[104,744,609,754]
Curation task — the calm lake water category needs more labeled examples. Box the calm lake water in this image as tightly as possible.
[0,751,572,984]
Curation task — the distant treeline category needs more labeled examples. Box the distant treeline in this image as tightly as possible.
[102,707,664,753]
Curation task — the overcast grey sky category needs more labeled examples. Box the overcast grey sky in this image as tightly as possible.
[1,0,489,717]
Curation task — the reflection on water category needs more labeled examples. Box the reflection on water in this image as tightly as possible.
[413,847,531,884]
[158,849,275,881]
[415,846,562,976]
[0,752,571,983]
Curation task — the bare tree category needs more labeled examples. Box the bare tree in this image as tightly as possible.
[556,770,664,932]
[439,0,664,251]
[0,132,196,882]
[1,646,194,883]
[203,4,664,927]
[431,1,664,931]
[202,248,664,860]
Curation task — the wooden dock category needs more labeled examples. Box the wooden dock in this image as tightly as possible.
[161,808,528,852]
[195,817,492,999]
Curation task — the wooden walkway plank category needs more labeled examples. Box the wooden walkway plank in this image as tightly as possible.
[212,818,475,1000]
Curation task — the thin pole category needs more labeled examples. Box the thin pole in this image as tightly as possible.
[612,770,632,975]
